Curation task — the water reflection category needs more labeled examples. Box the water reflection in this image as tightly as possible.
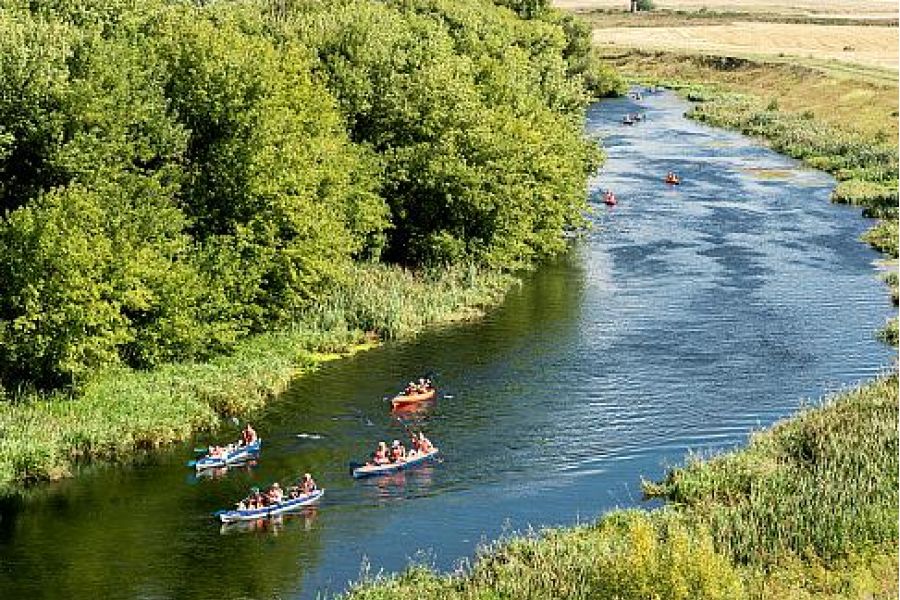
[219,506,320,536]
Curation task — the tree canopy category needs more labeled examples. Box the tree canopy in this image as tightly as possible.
[0,0,622,389]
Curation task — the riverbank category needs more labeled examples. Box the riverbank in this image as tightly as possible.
[0,264,514,496]
[345,375,898,599]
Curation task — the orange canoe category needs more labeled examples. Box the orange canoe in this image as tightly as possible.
[391,388,437,408]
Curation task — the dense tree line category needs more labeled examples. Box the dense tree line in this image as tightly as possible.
[0,0,622,389]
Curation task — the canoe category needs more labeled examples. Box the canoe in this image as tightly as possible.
[391,388,436,408]
[195,440,261,471]
[352,448,439,479]
[216,489,324,523]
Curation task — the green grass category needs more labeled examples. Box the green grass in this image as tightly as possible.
[862,219,900,258]
[343,376,899,599]
[0,263,514,495]
[644,376,898,564]
[877,318,898,346]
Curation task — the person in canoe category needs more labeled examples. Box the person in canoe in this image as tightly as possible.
[665,171,681,185]
[208,445,227,458]
[299,473,317,494]
[389,440,407,462]
[372,441,390,465]
[241,423,258,446]
[238,487,264,510]
[266,482,284,505]
[412,432,433,453]
[403,378,435,396]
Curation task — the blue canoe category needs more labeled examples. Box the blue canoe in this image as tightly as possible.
[194,440,261,471]
[352,448,439,479]
[216,489,324,523]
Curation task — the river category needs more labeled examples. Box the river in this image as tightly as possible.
[0,91,894,599]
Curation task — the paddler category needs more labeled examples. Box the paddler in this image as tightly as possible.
[241,423,258,446]
[390,440,407,462]
[372,441,389,465]
[267,482,283,504]
[299,473,317,494]
[414,432,433,453]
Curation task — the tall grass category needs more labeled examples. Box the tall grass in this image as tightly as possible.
[0,264,515,495]
[344,376,899,599]
[645,375,898,565]
[347,511,744,600]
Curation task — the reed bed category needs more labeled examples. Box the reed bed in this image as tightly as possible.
[0,264,515,495]
[645,375,898,565]
[347,510,743,600]
[344,376,899,599]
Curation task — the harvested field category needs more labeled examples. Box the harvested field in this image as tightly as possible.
[592,22,898,71]
[554,0,898,20]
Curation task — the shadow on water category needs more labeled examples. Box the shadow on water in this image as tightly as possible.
[0,91,894,600]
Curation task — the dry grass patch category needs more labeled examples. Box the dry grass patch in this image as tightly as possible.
[592,23,898,72]
[554,0,898,20]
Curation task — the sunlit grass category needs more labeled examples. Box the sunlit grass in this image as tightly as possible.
[645,375,898,564]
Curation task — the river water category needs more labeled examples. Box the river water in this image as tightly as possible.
[0,92,894,599]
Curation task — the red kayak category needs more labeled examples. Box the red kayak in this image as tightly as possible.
[391,388,436,409]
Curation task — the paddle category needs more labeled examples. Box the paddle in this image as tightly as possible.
[393,415,415,440]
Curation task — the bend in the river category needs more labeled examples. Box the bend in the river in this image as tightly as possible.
[0,91,893,600]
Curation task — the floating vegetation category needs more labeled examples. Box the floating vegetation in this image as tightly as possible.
[739,167,795,179]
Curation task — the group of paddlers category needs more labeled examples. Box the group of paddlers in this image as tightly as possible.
[402,377,434,396]
[226,376,438,511]
[368,432,434,466]
[236,473,318,510]
[205,424,258,458]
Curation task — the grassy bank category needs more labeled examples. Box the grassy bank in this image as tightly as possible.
[0,264,514,495]
[345,376,899,599]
